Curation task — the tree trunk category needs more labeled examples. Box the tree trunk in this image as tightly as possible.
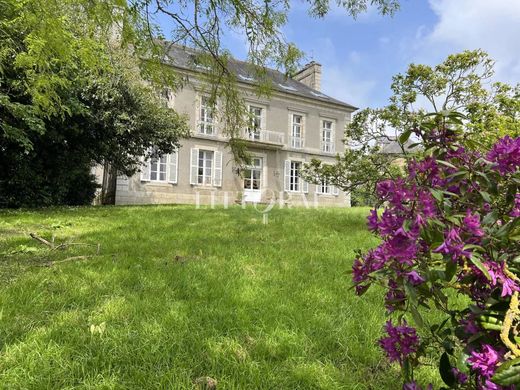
[101,161,117,205]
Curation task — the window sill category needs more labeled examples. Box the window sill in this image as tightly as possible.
[317,193,339,197]
[191,185,220,190]
[141,181,176,186]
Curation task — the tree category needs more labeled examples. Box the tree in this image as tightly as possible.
[352,111,520,388]
[0,64,189,207]
[305,50,520,204]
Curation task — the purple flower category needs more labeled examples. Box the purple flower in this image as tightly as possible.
[352,247,387,294]
[385,280,406,312]
[451,367,468,384]
[433,227,471,260]
[384,232,418,266]
[467,344,500,379]
[406,270,425,286]
[403,382,432,390]
[487,136,520,175]
[460,317,480,336]
[367,209,379,232]
[463,210,485,238]
[417,190,437,218]
[484,261,520,297]
[378,320,419,365]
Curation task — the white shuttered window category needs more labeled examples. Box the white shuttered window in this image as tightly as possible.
[140,150,178,184]
[190,148,223,187]
[284,160,308,193]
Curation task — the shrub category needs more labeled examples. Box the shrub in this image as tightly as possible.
[353,112,520,389]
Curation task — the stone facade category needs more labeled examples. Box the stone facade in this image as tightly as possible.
[115,48,357,207]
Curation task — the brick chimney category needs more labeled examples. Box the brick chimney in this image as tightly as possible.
[292,61,322,91]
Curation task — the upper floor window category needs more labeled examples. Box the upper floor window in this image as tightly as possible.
[189,148,223,187]
[140,150,178,184]
[198,96,215,135]
[290,114,304,149]
[247,105,263,140]
[321,120,335,153]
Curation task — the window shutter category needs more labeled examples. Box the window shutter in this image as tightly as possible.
[213,151,223,187]
[140,157,151,182]
[168,151,178,184]
[332,185,339,196]
[302,178,309,193]
[316,184,322,194]
[261,107,267,130]
[284,160,291,192]
[190,148,199,185]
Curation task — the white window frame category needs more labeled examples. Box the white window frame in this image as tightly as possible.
[243,157,263,191]
[315,176,339,196]
[189,148,223,187]
[197,149,214,185]
[321,119,335,153]
[140,149,178,184]
[284,160,308,193]
[290,113,305,149]
[198,95,216,135]
[247,105,263,140]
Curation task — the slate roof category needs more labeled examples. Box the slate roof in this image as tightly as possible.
[160,42,358,111]
[378,137,421,155]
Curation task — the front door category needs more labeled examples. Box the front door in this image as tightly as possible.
[243,157,263,202]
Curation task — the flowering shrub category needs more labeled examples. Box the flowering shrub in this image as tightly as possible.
[353,113,520,389]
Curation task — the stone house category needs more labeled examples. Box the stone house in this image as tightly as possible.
[114,45,357,207]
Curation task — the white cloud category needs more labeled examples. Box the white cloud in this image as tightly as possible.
[417,0,520,83]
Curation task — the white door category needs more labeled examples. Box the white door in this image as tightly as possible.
[243,157,263,202]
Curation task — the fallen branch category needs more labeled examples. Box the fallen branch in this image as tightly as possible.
[45,255,94,267]
[53,243,101,254]
[30,233,54,248]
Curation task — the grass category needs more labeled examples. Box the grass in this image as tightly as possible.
[0,205,437,389]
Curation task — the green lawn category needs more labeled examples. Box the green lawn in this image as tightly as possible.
[0,205,435,389]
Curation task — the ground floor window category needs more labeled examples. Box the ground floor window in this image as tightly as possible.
[140,150,178,184]
[190,148,223,187]
[198,150,214,185]
[316,178,339,196]
[284,160,308,193]
[243,157,262,190]
[150,155,167,181]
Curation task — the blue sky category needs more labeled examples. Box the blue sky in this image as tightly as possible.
[157,0,520,109]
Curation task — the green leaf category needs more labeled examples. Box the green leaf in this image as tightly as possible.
[399,129,412,144]
[437,160,457,170]
[479,191,492,203]
[410,305,424,328]
[445,260,457,282]
[492,358,520,386]
[439,352,456,387]
[469,254,491,281]
[430,188,444,202]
